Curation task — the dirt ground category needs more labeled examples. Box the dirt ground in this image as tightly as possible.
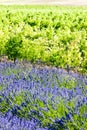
[0,0,87,6]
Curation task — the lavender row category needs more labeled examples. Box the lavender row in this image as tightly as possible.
[0,62,87,129]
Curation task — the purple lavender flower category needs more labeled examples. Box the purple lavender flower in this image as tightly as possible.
[0,62,87,129]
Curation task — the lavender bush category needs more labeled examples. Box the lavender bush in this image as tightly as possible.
[0,62,87,130]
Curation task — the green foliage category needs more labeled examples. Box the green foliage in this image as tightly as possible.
[0,30,7,56]
[5,33,23,62]
[0,6,87,73]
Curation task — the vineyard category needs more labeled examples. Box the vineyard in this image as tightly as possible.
[0,5,87,73]
[0,5,87,130]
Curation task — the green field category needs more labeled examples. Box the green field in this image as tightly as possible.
[0,5,87,73]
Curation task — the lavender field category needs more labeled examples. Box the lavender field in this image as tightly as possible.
[0,4,87,130]
[0,62,87,130]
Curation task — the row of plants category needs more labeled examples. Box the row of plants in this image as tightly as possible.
[0,6,87,73]
[0,62,87,130]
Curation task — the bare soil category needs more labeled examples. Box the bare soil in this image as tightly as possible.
[0,0,87,6]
